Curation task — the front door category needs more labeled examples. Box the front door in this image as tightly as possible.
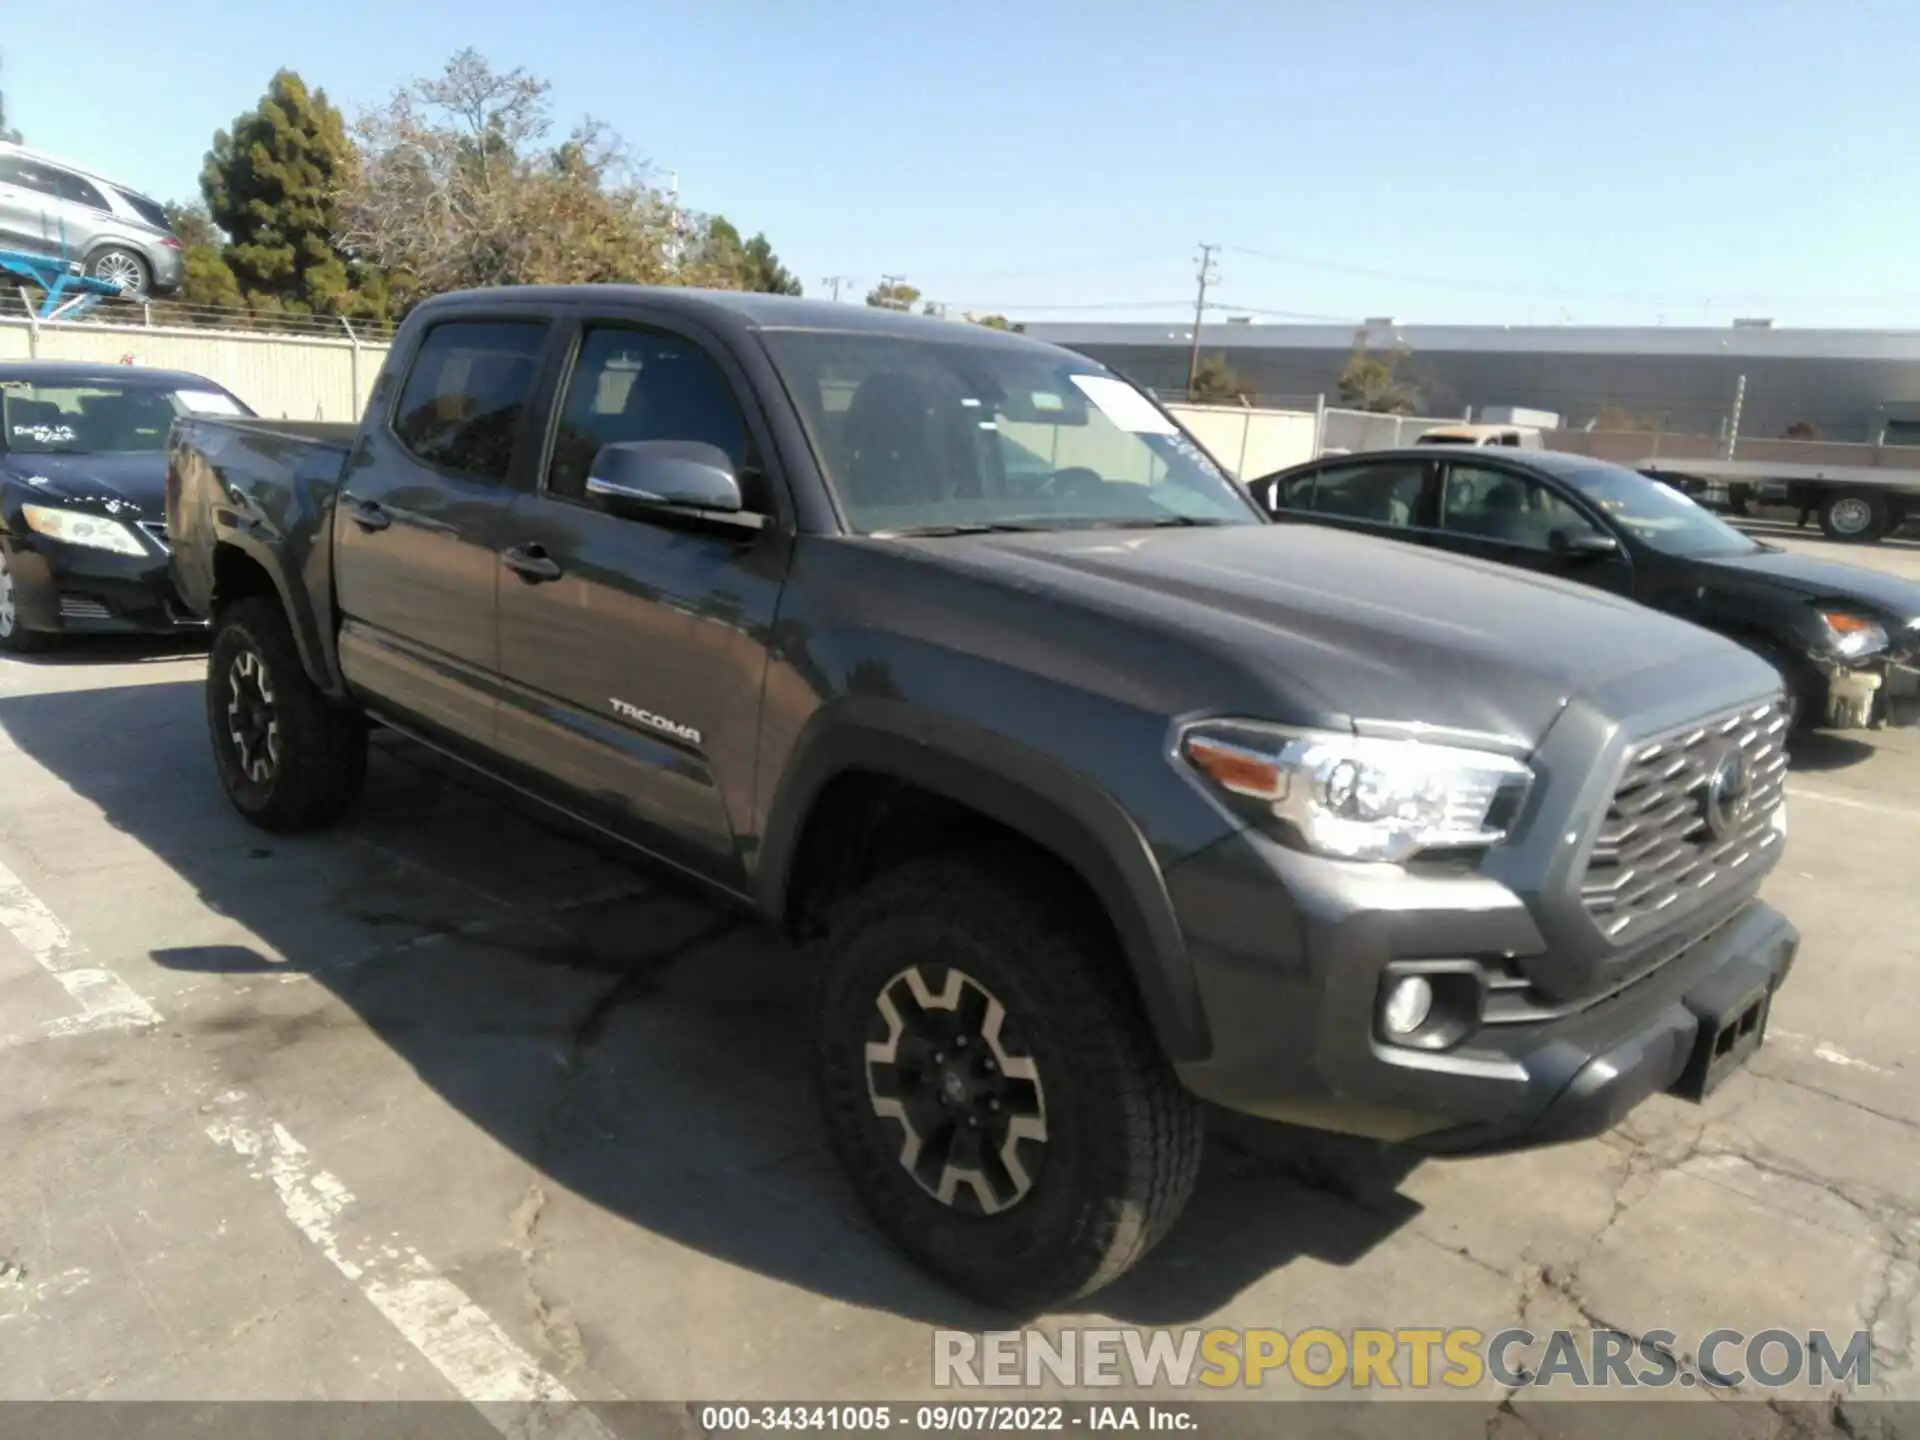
[331,315,552,750]
[1435,461,1634,595]
[0,154,58,254]
[493,318,791,887]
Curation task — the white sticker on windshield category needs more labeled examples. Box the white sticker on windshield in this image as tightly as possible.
[1068,375,1177,435]
[176,389,243,416]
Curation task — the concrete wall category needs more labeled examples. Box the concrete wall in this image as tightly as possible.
[0,317,390,422]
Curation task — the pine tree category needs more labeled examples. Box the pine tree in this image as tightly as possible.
[201,71,385,318]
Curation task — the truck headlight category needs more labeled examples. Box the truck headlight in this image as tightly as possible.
[1818,609,1888,659]
[21,504,147,557]
[1178,721,1533,863]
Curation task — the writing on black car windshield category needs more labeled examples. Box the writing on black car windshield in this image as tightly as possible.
[760,332,1259,533]
[1560,463,1762,558]
[0,382,244,455]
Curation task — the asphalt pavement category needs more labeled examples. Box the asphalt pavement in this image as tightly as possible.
[2,522,1918,1435]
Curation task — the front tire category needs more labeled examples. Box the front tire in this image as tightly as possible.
[816,855,1203,1310]
[0,548,55,655]
[207,597,366,831]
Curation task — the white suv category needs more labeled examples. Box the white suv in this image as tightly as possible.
[0,143,184,297]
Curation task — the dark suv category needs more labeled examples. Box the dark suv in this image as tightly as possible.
[166,287,1799,1308]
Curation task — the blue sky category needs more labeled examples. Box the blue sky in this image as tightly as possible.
[8,0,1919,326]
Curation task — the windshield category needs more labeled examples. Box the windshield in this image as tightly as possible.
[760,332,1263,534]
[0,380,249,455]
[1559,463,1762,558]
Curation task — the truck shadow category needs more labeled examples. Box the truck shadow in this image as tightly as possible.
[0,678,1418,1331]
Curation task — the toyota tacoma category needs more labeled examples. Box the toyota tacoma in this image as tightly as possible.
[166,286,1799,1309]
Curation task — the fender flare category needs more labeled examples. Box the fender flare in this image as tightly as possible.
[757,702,1212,1062]
[210,531,347,697]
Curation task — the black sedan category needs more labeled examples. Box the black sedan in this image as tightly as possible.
[1251,447,1920,730]
[1,361,254,653]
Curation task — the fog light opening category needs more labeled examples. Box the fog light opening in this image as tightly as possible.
[1382,976,1434,1038]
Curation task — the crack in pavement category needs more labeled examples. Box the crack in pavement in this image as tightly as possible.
[508,1181,591,1381]
[1750,1064,1920,1134]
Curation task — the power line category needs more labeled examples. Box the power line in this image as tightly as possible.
[905,252,1186,283]
[820,275,853,302]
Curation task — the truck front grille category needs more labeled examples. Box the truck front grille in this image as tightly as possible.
[1580,698,1788,942]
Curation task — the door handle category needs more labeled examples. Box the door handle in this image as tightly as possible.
[345,497,391,533]
[502,543,562,583]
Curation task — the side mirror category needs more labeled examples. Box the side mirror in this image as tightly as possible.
[585,440,742,515]
[1551,527,1621,558]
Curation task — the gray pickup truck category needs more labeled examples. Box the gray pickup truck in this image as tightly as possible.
[167,286,1799,1309]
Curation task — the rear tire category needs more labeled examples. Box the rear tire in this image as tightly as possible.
[207,597,366,831]
[86,246,151,298]
[1818,489,1891,543]
[815,854,1204,1310]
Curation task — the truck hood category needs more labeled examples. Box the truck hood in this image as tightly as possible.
[1699,545,1920,624]
[918,524,1762,745]
[0,452,168,517]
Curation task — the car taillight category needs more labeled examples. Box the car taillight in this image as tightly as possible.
[162,236,185,250]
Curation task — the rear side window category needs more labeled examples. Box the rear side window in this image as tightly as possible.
[1295,461,1429,527]
[391,320,548,481]
[115,189,173,231]
[1264,472,1318,512]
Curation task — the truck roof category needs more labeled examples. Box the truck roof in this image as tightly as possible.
[410,285,1064,352]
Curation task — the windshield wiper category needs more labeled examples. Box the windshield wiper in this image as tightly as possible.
[1074,515,1234,529]
[868,521,1056,538]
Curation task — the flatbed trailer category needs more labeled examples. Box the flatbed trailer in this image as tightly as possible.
[1640,455,1920,544]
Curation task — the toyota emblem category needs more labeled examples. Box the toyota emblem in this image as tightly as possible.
[1703,746,1752,839]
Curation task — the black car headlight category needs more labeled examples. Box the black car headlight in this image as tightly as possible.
[21,503,147,557]
[1815,608,1889,660]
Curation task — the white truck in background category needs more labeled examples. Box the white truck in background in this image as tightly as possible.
[1641,423,1920,544]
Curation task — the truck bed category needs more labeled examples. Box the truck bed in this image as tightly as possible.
[166,415,355,678]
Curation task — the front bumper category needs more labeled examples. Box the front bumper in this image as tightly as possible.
[2,533,204,637]
[1165,826,1798,1154]
[1824,654,1920,729]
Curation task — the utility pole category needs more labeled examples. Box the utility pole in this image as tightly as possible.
[1726,373,1747,461]
[877,274,908,311]
[821,275,852,302]
[1186,243,1220,396]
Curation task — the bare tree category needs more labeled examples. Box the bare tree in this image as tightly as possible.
[339,49,683,299]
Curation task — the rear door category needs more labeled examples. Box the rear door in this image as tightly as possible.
[332,314,553,751]
[48,168,115,258]
[1434,460,1633,593]
[492,313,792,887]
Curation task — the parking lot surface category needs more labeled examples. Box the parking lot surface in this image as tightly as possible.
[3,520,1919,1431]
